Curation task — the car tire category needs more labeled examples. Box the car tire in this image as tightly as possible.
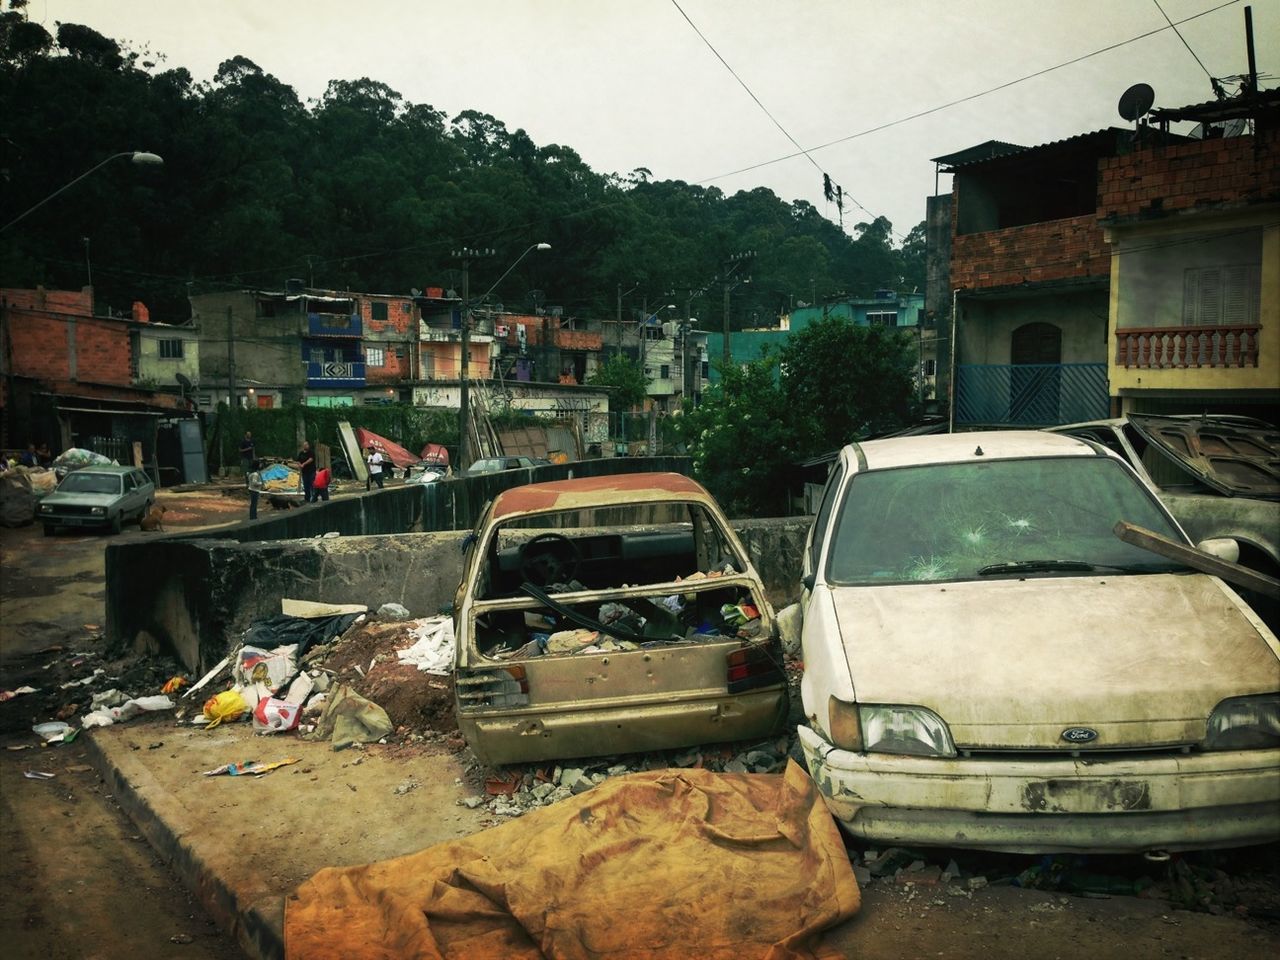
[43,523,54,537]
[110,512,122,534]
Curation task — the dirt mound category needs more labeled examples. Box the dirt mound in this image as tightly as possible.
[315,619,457,734]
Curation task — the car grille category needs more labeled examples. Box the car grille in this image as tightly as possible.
[960,744,1196,762]
[50,505,98,516]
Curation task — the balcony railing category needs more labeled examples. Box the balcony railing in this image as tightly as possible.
[306,360,366,388]
[307,312,362,338]
[955,363,1109,426]
[1116,324,1260,369]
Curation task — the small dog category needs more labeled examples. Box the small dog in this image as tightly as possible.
[140,503,167,532]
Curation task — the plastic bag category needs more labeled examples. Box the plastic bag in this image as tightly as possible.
[253,696,302,734]
[203,689,248,728]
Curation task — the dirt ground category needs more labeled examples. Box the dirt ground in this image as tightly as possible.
[2,485,1279,959]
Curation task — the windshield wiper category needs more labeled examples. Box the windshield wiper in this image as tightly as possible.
[977,560,1097,576]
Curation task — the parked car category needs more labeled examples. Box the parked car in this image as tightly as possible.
[464,456,551,476]
[452,472,788,765]
[796,430,1279,854]
[38,466,155,535]
[1049,414,1280,626]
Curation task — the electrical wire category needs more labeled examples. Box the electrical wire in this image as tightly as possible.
[1151,0,1215,79]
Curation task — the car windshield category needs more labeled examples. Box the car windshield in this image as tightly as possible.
[58,473,121,495]
[826,456,1187,585]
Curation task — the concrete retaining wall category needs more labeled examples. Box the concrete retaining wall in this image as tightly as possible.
[110,517,811,672]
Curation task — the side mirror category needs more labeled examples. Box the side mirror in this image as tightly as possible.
[801,573,816,592]
[1197,537,1240,564]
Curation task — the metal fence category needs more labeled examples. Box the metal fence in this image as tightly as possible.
[955,363,1109,427]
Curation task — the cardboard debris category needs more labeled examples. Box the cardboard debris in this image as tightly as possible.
[281,599,369,619]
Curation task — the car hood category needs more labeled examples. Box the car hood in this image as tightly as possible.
[1129,414,1280,500]
[42,492,119,508]
[832,574,1280,749]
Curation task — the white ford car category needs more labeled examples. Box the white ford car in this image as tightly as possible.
[796,431,1280,854]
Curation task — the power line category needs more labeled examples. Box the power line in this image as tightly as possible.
[1151,0,1215,80]
[697,0,1242,185]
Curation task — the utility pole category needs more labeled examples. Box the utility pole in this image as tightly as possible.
[226,306,236,411]
[452,247,493,470]
[721,251,755,366]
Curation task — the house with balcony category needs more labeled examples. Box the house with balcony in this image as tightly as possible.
[1100,90,1280,422]
[938,129,1144,427]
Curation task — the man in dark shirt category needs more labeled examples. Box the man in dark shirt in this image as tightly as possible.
[297,441,316,502]
[239,432,256,475]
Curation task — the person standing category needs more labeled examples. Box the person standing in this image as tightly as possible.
[247,460,263,520]
[297,441,316,502]
[365,446,384,490]
[313,465,331,502]
[239,431,256,475]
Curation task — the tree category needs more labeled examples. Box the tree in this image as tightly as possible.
[669,356,795,517]
[587,355,648,412]
[779,315,918,451]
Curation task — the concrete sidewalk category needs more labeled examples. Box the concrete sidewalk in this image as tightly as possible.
[82,716,1279,960]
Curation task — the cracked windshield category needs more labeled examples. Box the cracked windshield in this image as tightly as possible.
[827,456,1186,584]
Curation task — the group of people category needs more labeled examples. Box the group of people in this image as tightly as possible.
[242,431,390,520]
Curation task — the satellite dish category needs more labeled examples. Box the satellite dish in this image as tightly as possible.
[1118,83,1155,122]
[175,372,193,389]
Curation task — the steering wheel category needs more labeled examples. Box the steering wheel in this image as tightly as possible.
[519,533,582,587]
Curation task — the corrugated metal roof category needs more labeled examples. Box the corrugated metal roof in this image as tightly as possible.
[931,140,1025,168]
[1152,86,1280,123]
[936,128,1129,171]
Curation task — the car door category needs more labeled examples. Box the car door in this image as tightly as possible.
[802,459,846,603]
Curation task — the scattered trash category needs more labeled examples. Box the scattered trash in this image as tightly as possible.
[394,617,455,675]
[60,668,105,689]
[6,744,33,751]
[91,689,128,710]
[169,934,194,945]
[23,770,56,780]
[32,721,71,741]
[253,697,302,734]
[65,764,93,773]
[281,599,367,618]
[302,684,392,750]
[202,758,301,778]
[55,702,79,720]
[161,676,188,695]
[202,690,249,729]
[82,695,175,729]
[393,777,419,796]
[377,602,411,621]
[0,685,38,702]
[182,655,231,700]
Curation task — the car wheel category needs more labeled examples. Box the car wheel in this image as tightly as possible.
[43,524,54,537]
[110,512,122,534]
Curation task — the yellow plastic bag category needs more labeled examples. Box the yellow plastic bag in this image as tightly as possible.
[203,690,248,729]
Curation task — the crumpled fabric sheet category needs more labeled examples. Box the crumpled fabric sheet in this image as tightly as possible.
[301,683,392,749]
[285,761,859,960]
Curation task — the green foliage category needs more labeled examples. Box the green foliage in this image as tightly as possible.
[587,355,648,412]
[213,403,458,465]
[779,316,920,451]
[668,356,796,518]
[0,21,925,328]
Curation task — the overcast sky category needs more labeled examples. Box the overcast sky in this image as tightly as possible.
[33,0,1279,242]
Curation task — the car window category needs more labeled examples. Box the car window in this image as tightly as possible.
[59,473,122,495]
[809,461,846,573]
[826,456,1186,585]
[123,474,136,491]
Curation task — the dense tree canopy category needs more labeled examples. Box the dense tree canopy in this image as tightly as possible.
[0,16,925,326]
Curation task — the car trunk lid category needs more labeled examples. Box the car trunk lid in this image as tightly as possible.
[1129,414,1280,500]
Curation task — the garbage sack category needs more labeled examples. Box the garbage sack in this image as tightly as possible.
[52,447,114,470]
[285,761,860,960]
[242,613,361,659]
[0,473,35,527]
[27,469,57,496]
[203,689,249,729]
[253,696,302,734]
[234,644,298,692]
[303,684,392,750]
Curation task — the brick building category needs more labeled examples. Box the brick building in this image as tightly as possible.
[0,286,190,471]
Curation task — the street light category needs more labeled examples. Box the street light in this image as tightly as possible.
[0,151,164,233]
[455,242,551,468]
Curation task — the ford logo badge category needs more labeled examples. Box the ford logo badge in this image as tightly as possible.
[1061,727,1098,744]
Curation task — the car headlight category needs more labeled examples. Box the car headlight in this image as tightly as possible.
[860,704,956,758]
[90,507,105,515]
[1205,694,1280,750]
[39,503,52,513]
[827,696,863,751]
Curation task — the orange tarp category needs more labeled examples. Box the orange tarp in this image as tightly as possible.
[285,762,859,960]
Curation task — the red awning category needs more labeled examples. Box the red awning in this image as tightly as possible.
[353,427,419,470]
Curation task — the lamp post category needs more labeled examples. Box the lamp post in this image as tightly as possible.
[1,151,163,233]
[453,242,550,469]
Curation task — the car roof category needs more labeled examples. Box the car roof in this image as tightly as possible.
[849,430,1098,472]
[66,465,141,475]
[491,472,710,519]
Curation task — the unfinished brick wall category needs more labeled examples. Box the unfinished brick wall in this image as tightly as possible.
[950,213,1109,291]
[1098,129,1280,220]
[360,296,417,384]
[3,288,135,386]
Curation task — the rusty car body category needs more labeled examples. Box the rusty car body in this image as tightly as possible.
[796,431,1280,854]
[453,472,788,765]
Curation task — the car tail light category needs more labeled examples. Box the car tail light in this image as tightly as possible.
[726,644,783,694]
[456,666,529,710]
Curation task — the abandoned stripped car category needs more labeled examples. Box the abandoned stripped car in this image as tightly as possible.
[796,431,1280,854]
[453,472,788,765]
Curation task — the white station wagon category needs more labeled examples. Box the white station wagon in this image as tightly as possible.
[796,431,1280,854]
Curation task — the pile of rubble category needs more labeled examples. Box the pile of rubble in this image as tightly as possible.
[456,736,795,818]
